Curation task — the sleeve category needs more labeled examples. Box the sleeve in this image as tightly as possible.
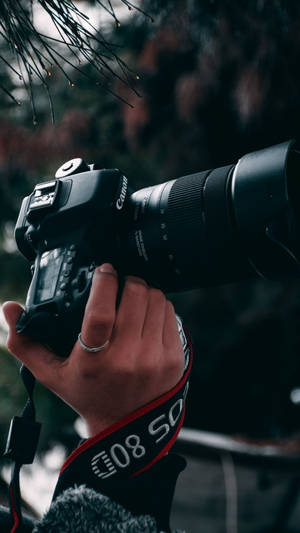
[32,484,186,533]
[54,453,186,532]
[33,485,159,533]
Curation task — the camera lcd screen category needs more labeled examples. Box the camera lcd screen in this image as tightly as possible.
[35,248,63,303]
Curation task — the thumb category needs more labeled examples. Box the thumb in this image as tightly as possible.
[2,301,24,330]
[2,301,63,386]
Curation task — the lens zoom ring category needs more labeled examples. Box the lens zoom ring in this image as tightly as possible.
[166,170,211,234]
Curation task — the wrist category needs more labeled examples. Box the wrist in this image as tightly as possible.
[84,418,114,438]
[84,412,134,438]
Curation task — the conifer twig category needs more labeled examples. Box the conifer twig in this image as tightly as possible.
[0,0,150,121]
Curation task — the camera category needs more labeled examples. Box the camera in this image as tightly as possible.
[15,140,300,356]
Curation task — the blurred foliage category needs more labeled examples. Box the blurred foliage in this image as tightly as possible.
[1,0,300,459]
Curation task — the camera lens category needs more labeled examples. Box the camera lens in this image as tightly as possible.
[124,165,252,291]
[123,140,300,291]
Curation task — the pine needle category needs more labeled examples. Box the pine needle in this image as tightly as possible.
[0,0,149,122]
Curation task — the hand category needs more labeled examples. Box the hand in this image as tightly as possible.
[2,264,184,437]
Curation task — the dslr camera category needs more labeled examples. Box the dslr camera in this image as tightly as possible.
[15,140,300,356]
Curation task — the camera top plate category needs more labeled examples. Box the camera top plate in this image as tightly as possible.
[27,180,60,223]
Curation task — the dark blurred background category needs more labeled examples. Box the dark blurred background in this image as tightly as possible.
[1,0,300,528]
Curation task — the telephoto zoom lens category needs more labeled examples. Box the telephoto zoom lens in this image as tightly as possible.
[121,140,300,291]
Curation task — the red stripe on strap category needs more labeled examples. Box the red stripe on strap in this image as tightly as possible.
[60,330,193,473]
[131,408,185,477]
[9,486,20,533]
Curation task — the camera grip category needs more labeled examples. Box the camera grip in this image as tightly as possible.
[16,310,60,348]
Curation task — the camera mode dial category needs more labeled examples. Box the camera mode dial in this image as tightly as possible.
[55,158,89,178]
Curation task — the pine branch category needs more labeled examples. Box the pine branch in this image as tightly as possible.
[0,0,151,122]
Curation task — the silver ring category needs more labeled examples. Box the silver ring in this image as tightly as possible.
[78,332,110,353]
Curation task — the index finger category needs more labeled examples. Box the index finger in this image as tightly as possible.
[79,263,118,351]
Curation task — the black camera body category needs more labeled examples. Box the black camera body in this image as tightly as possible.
[15,159,130,355]
[15,141,300,356]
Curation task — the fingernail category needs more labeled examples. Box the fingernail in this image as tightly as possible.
[98,263,116,274]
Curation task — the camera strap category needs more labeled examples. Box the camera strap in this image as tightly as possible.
[53,321,192,500]
[3,319,192,532]
[3,365,41,533]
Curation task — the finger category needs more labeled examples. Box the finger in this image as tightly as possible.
[2,301,63,386]
[112,276,149,343]
[163,301,183,349]
[80,263,118,350]
[163,303,185,381]
[142,288,167,343]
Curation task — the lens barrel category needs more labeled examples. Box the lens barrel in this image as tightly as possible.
[124,140,300,291]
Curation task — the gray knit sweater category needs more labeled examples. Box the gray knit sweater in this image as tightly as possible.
[32,485,183,533]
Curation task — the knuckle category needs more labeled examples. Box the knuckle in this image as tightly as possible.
[168,356,183,374]
[100,312,115,329]
[77,362,98,380]
[79,365,97,380]
[126,275,147,285]
[166,300,175,315]
[168,353,184,376]
[6,335,19,355]
[86,309,114,330]
[118,340,139,362]
[126,277,148,295]
[85,310,99,328]
[74,351,101,379]
[149,288,165,302]
[139,356,157,376]
[126,338,139,355]
[111,357,135,378]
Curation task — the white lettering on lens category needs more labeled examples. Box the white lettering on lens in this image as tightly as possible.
[116,176,128,210]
